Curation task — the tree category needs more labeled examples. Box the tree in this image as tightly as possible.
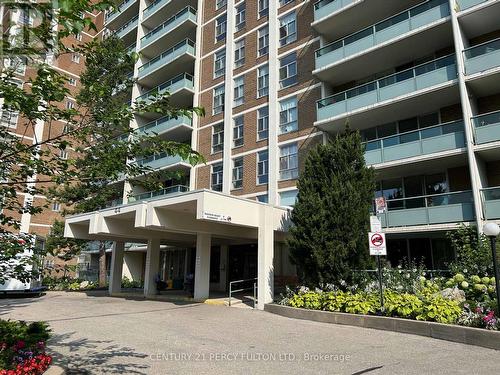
[288,128,375,287]
[0,1,204,284]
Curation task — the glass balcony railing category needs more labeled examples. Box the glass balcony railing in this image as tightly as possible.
[472,110,500,144]
[482,187,500,219]
[115,15,138,39]
[315,0,450,69]
[314,0,356,21]
[105,0,136,22]
[143,0,173,20]
[104,198,124,208]
[457,0,489,11]
[316,54,457,122]
[141,7,197,49]
[135,153,185,169]
[364,120,465,165]
[378,190,475,227]
[137,115,192,136]
[136,73,194,103]
[138,39,195,79]
[463,37,500,75]
[128,185,189,203]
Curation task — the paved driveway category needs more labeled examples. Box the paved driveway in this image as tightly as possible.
[1,291,499,374]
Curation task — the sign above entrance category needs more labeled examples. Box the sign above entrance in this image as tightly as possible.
[368,232,387,256]
[202,211,232,223]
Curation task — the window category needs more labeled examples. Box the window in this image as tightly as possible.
[211,163,223,192]
[257,65,269,98]
[279,52,298,89]
[258,0,269,17]
[215,15,227,42]
[280,189,298,207]
[66,100,75,109]
[257,194,268,203]
[233,116,244,147]
[6,56,26,75]
[279,97,298,134]
[214,49,226,78]
[235,2,246,31]
[280,0,294,6]
[279,143,298,180]
[258,26,269,57]
[0,110,19,129]
[234,38,245,68]
[51,202,61,212]
[212,123,224,153]
[279,12,296,46]
[257,107,269,140]
[59,148,68,160]
[75,33,82,41]
[71,53,80,63]
[213,85,225,115]
[216,0,227,9]
[257,150,269,185]
[232,157,243,189]
[69,78,77,86]
[233,76,245,107]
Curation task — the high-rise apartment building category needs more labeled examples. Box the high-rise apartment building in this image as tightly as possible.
[66,0,500,307]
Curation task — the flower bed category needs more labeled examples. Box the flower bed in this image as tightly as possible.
[0,320,52,374]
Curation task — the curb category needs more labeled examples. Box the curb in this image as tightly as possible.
[264,304,500,350]
[44,365,65,375]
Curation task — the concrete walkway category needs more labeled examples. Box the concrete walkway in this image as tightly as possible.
[1,291,499,374]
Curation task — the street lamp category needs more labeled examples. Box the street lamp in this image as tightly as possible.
[483,222,500,315]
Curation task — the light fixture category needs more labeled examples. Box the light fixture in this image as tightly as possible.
[483,222,500,237]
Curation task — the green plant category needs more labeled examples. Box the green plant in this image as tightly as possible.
[343,292,379,315]
[417,296,462,324]
[121,277,142,289]
[322,291,347,312]
[384,291,423,319]
[288,291,322,310]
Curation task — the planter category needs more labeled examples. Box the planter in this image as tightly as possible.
[264,304,500,350]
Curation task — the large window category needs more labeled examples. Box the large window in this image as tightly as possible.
[257,150,269,185]
[232,157,243,189]
[258,0,269,18]
[279,12,296,46]
[280,189,298,207]
[212,123,224,153]
[279,143,298,180]
[279,52,297,88]
[257,107,269,140]
[215,15,227,42]
[235,2,246,31]
[216,0,227,9]
[234,38,245,68]
[233,115,244,147]
[211,163,223,191]
[233,75,245,107]
[279,97,298,134]
[213,85,225,115]
[214,49,226,78]
[0,110,19,129]
[257,65,269,98]
[258,26,269,57]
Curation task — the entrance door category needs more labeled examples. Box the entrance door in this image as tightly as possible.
[228,244,257,283]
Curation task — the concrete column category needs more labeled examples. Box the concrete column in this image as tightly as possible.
[194,233,211,299]
[144,239,161,296]
[257,207,274,310]
[109,241,125,295]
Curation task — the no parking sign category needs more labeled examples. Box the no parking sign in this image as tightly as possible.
[368,232,387,256]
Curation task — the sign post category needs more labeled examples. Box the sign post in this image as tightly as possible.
[369,232,386,311]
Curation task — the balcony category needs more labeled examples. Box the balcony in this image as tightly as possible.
[140,7,197,57]
[135,153,187,170]
[472,110,500,144]
[378,191,475,228]
[137,115,192,139]
[137,39,196,86]
[314,0,357,21]
[115,15,138,42]
[316,55,458,125]
[482,187,500,219]
[105,0,138,28]
[463,37,500,76]
[136,73,194,109]
[364,120,465,165]
[457,0,490,11]
[128,185,189,203]
[315,0,450,74]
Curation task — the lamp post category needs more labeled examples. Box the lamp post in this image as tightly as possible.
[483,222,500,315]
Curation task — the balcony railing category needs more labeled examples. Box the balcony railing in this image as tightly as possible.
[378,190,475,227]
[141,7,197,49]
[105,0,136,22]
[482,187,500,219]
[136,73,194,103]
[135,152,185,169]
[314,0,356,21]
[316,54,457,122]
[472,109,500,144]
[128,185,189,203]
[143,0,173,20]
[115,15,138,39]
[463,37,500,75]
[316,0,449,69]
[364,120,465,165]
[137,115,192,136]
[137,39,195,79]
[457,0,490,11]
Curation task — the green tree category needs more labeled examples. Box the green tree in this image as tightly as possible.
[288,128,375,287]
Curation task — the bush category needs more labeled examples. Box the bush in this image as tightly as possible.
[416,296,462,324]
[384,291,423,319]
[121,277,142,289]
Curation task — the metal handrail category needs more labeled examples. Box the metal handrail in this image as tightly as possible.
[228,278,257,307]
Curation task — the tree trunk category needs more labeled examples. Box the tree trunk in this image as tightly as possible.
[98,241,106,287]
